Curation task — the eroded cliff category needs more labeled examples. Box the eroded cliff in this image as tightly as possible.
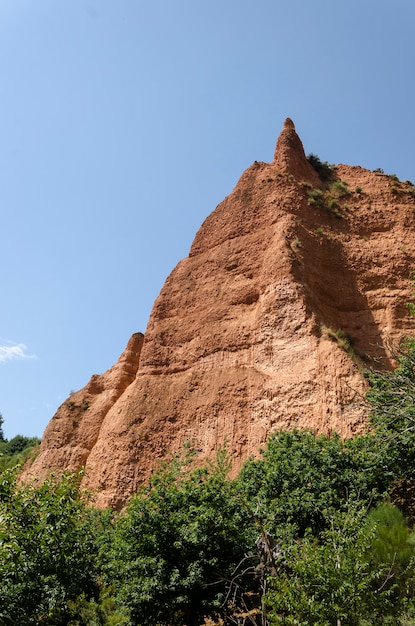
[23,118,415,507]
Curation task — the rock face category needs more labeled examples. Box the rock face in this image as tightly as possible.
[23,119,415,508]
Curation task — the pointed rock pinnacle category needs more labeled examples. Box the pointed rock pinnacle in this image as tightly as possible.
[273,118,320,184]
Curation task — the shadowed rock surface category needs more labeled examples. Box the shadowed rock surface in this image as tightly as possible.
[23,119,415,508]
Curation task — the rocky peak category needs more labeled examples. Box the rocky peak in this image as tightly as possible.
[273,117,320,184]
[22,120,415,508]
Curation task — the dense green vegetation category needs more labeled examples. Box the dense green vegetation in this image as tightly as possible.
[0,413,41,471]
[307,153,334,181]
[3,343,415,624]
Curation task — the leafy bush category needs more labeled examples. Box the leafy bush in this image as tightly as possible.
[331,178,349,196]
[67,591,130,626]
[0,438,40,472]
[0,414,41,471]
[366,338,415,442]
[238,429,390,538]
[327,196,339,210]
[266,505,411,625]
[307,187,324,206]
[0,470,102,625]
[307,153,334,181]
[105,449,256,626]
[0,414,5,442]
[366,502,415,599]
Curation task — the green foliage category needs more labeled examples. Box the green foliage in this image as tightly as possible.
[306,178,349,218]
[3,433,39,454]
[307,187,324,207]
[331,178,349,196]
[105,449,256,625]
[321,324,354,354]
[366,502,415,602]
[265,500,415,625]
[266,505,399,626]
[364,338,415,522]
[0,436,41,471]
[328,195,339,208]
[366,339,415,482]
[0,469,101,625]
[67,591,130,626]
[0,413,5,442]
[238,429,390,537]
[0,414,41,471]
[406,271,415,317]
[307,153,334,181]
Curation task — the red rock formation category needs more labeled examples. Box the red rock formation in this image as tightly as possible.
[23,119,415,508]
[23,333,143,476]
[273,117,320,184]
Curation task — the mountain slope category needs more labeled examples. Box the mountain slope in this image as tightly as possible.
[23,119,415,508]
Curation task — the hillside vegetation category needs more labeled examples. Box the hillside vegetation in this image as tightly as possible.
[3,343,415,624]
[0,415,40,471]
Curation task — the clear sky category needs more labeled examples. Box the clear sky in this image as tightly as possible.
[1,0,415,440]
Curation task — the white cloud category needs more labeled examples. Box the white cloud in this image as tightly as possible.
[0,341,37,364]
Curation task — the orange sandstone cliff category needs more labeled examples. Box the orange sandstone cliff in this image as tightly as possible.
[23,119,415,508]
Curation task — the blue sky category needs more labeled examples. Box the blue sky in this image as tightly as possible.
[1,0,415,440]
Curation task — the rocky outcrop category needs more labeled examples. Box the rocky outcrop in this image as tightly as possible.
[22,333,143,477]
[23,119,415,508]
[273,117,320,185]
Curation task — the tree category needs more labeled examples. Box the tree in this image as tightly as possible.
[366,338,415,440]
[366,339,415,519]
[0,414,41,471]
[237,429,389,537]
[307,153,334,181]
[266,505,403,626]
[105,449,256,626]
[365,502,415,612]
[0,413,5,442]
[0,434,41,471]
[0,469,101,625]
